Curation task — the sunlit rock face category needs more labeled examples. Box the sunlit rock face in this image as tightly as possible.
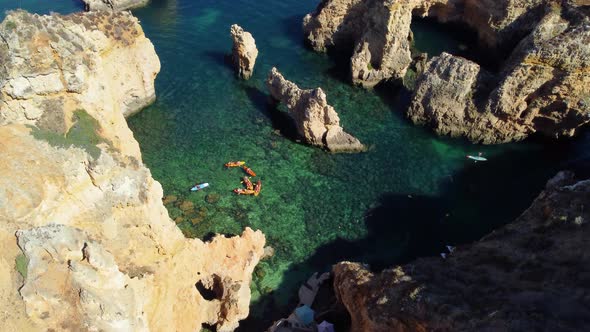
[230,24,258,80]
[266,67,366,153]
[303,0,447,88]
[304,0,589,142]
[0,10,265,332]
[409,6,590,143]
[333,171,590,331]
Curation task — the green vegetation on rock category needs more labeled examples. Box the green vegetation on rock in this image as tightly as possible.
[15,253,28,279]
[30,109,109,159]
[5,20,16,31]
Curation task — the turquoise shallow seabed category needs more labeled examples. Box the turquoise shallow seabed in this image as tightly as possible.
[2,0,590,330]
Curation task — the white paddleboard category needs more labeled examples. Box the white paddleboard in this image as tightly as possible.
[467,155,487,161]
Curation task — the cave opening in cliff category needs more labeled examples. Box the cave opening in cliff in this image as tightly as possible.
[195,274,224,301]
[201,323,218,332]
[410,14,502,73]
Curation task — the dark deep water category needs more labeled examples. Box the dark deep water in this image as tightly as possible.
[2,0,589,330]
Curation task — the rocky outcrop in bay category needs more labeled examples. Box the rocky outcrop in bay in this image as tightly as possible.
[333,171,590,331]
[82,0,150,11]
[409,5,590,143]
[303,0,445,88]
[230,24,258,80]
[0,10,265,332]
[304,0,589,143]
[266,67,366,152]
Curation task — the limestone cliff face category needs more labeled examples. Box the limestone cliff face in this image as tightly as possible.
[409,6,590,143]
[0,9,160,156]
[333,171,590,331]
[0,10,265,332]
[303,0,445,88]
[230,24,258,80]
[82,0,150,12]
[266,67,366,152]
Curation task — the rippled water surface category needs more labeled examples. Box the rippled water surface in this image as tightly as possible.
[3,0,590,329]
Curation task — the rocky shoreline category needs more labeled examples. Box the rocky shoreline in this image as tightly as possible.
[0,10,265,331]
[303,0,590,143]
[332,171,590,331]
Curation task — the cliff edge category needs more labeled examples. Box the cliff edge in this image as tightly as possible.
[0,10,265,332]
[333,171,590,331]
[304,0,589,143]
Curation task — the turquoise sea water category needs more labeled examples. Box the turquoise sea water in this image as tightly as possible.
[2,0,590,329]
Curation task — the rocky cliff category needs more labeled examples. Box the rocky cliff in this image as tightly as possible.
[302,0,570,87]
[0,10,265,332]
[230,24,258,80]
[333,171,590,331]
[303,0,445,88]
[82,0,150,12]
[409,4,590,143]
[304,0,589,142]
[266,67,366,152]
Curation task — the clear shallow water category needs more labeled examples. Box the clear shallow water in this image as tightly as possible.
[3,0,590,329]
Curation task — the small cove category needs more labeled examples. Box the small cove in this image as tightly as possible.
[2,0,589,330]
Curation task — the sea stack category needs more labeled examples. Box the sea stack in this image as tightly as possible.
[266,67,366,153]
[230,24,258,80]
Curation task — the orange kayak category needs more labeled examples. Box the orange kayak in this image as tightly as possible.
[233,188,256,195]
[241,176,254,190]
[225,161,246,168]
[254,180,262,196]
[242,166,256,177]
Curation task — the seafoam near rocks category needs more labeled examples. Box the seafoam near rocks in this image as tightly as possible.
[0,10,265,332]
[266,67,366,153]
[230,24,258,80]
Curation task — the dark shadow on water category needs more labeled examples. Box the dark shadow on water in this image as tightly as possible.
[237,135,590,330]
[202,50,233,72]
[243,86,302,143]
[280,15,306,46]
[323,46,355,85]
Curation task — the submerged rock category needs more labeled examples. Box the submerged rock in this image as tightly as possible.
[0,10,265,332]
[82,0,150,11]
[266,67,365,153]
[333,171,590,331]
[230,24,258,80]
